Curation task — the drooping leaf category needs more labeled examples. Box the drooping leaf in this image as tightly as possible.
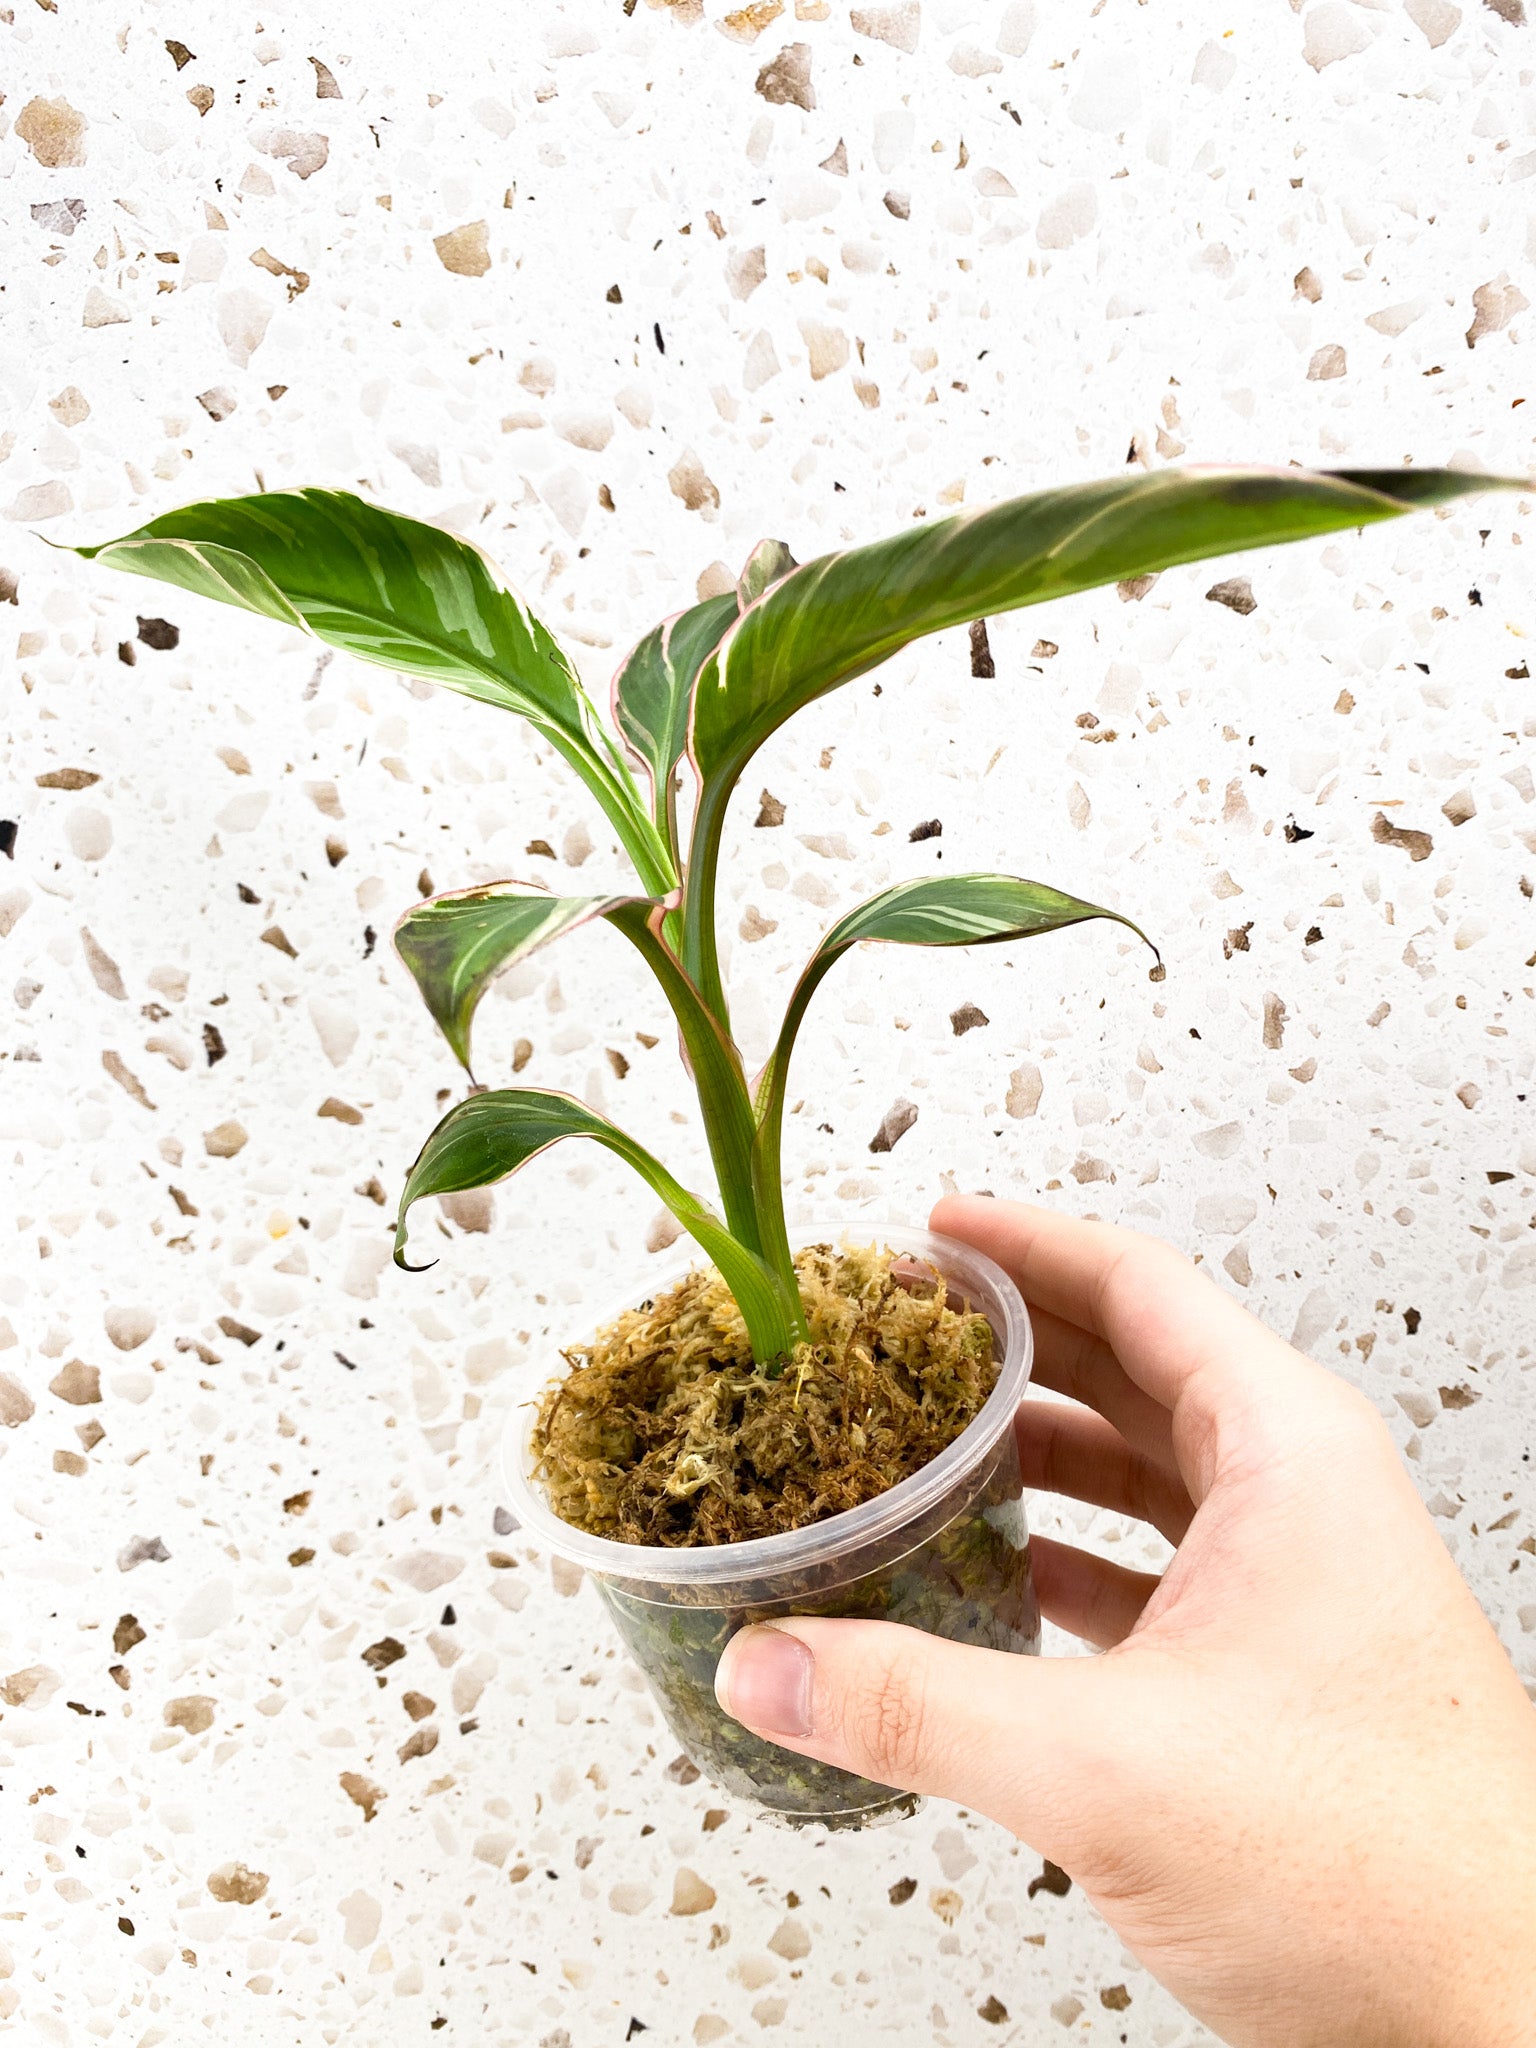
[692,467,1513,786]
[394,883,655,1074]
[681,465,1520,1013]
[611,590,739,835]
[791,873,1152,961]
[393,1087,805,1357]
[751,873,1154,1198]
[72,489,672,893]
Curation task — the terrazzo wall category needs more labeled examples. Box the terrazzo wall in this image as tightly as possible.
[1,0,1533,2041]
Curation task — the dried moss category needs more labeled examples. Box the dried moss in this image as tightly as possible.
[531,1242,998,1547]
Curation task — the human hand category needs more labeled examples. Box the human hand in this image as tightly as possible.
[714,1196,1536,2048]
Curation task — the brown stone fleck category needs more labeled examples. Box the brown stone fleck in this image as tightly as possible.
[869,1098,918,1153]
[401,1690,437,1722]
[310,56,342,98]
[339,1770,385,1821]
[16,96,87,168]
[361,1636,406,1671]
[50,1359,100,1406]
[755,40,815,107]
[165,1695,216,1734]
[250,248,310,301]
[398,1725,439,1763]
[1441,789,1475,827]
[754,790,785,827]
[1006,1063,1043,1119]
[978,1996,1009,2024]
[435,221,491,278]
[217,1316,261,1347]
[318,1097,364,1125]
[186,85,215,116]
[81,928,128,1001]
[207,1862,268,1905]
[719,0,784,39]
[260,128,330,179]
[671,1867,717,1915]
[1,1665,59,1707]
[1100,1985,1132,2011]
[1263,992,1287,1050]
[53,1448,88,1476]
[1207,576,1257,615]
[165,38,195,67]
[36,768,100,790]
[1466,275,1529,348]
[950,1002,989,1036]
[1371,812,1433,862]
[1293,265,1322,302]
[102,1050,156,1111]
[668,451,720,514]
[1027,1859,1072,1898]
[113,1615,146,1655]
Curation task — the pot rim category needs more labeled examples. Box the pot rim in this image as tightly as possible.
[498,1219,1033,1587]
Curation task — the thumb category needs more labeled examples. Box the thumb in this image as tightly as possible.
[714,1616,1105,1840]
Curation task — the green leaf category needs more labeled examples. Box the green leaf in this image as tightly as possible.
[736,537,797,608]
[751,874,1154,1208]
[394,883,655,1074]
[73,488,673,895]
[611,590,739,843]
[393,1087,805,1359]
[792,873,1152,960]
[681,465,1520,1015]
[395,882,781,1278]
[691,466,1515,784]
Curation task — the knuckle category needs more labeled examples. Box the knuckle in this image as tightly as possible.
[843,1637,930,1784]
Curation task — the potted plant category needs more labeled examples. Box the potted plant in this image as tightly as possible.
[75,462,1511,1827]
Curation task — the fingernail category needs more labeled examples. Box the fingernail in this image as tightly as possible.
[715,1625,814,1737]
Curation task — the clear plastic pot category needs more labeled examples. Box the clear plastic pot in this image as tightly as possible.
[500,1222,1038,1830]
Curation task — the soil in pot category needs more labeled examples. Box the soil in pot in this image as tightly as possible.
[530,1240,999,1545]
[525,1240,1038,1830]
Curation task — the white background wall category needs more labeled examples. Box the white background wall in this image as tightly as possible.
[1,0,1533,2041]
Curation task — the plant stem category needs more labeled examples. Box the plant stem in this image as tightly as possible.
[610,907,763,1253]
[612,903,809,1359]
[679,763,736,1030]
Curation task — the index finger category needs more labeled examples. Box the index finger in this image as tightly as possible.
[930,1193,1329,1426]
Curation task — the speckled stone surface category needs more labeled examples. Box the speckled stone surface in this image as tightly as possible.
[2,1,1534,2041]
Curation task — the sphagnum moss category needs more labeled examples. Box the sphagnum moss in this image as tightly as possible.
[531,1243,997,1546]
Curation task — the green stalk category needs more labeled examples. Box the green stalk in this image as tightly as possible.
[679,762,738,1030]
[610,905,810,1354]
[749,953,832,1276]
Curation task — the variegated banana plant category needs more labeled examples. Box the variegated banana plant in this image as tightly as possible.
[74,464,1515,1364]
